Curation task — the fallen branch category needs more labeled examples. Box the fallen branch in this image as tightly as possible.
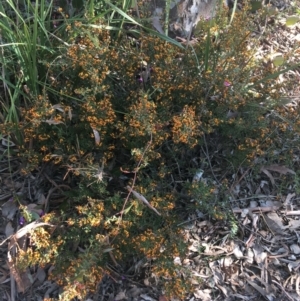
[233,206,279,214]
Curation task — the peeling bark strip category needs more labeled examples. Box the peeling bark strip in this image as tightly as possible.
[151,0,225,37]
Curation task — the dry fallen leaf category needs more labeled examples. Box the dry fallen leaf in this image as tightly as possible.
[43,118,64,125]
[159,295,168,301]
[264,213,286,235]
[1,137,15,147]
[36,267,46,283]
[52,104,65,112]
[127,186,161,216]
[233,244,244,259]
[289,219,300,230]
[284,193,296,206]
[0,221,54,247]
[290,244,300,255]
[92,128,101,145]
[194,289,211,301]
[252,243,267,266]
[151,16,164,34]
[68,106,73,120]
[261,165,296,187]
[246,278,268,298]
[114,291,126,301]
[43,280,59,298]
[18,269,33,293]
[141,294,156,301]
[126,286,143,298]
[2,199,18,220]
[260,167,275,186]
[7,252,25,293]
[5,222,14,237]
[263,165,296,175]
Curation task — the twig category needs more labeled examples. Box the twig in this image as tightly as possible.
[120,133,152,221]
[48,31,71,46]
[285,211,300,216]
[229,167,251,193]
[201,133,219,184]
[232,195,277,201]
[44,185,71,213]
[268,243,289,259]
[233,206,279,214]
[110,133,153,247]
[272,279,294,301]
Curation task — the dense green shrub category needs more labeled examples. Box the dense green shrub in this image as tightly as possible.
[2,2,299,299]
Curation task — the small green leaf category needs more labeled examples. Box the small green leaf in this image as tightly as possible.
[273,55,284,66]
[286,16,300,26]
[29,211,41,221]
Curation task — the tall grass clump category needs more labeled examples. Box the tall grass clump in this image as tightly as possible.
[0,0,56,126]
[1,0,300,299]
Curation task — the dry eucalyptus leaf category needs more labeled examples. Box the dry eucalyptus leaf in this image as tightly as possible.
[114,291,126,301]
[1,221,54,247]
[260,167,275,186]
[284,193,296,206]
[194,289,211,301]
[241,208,249,218]
[188,241,200,252]
[246,279,268,298]
[152,16,164,34]
[68,107,73,120]
[43,119,64,125]
[220,257,233,267]
[264,165,296,175]
[1,137,15,147]
[5,222,14,237]
[289,219,300,230]
[252,243,267,265]
[52,104,65,112]
[265,200,281,207]
[92,128,101,145]
[264,213,286,234]
[290,244,300,255]
[141,294,156,301]
[44,281,59,298]
[288,261,300,272]
[36,267,46,283]
[246,248,254,264]
[2,199,18,220]
[126,286,142,298]
[37,192,46,205]
[127,186,161,216]
[233,244,244,259]
[250,200,258,208]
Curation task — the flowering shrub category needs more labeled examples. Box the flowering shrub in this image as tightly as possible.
[3,3,299,299]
